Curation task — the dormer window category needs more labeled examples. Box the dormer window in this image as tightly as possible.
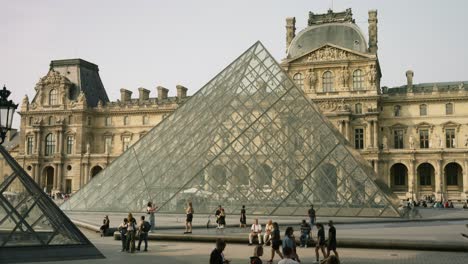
[323,71,334,92]
[49,89,58,105]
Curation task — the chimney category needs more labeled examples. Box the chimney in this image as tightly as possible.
[368,10,378,54]
[157,86,169,100]
[285,17,296,52]
[120,89,132,102]
[176,85,188,99]
[138,87,150,101]
[406,70,414,92]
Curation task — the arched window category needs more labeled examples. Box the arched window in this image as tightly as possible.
[49,89,58,105]
[355,103,362,114]
[394,105,401,117]
[45,133,55,156]
[445,103,453,115]
[293,73,303,89]
[419,104,427,116]
[352,69,364,90]
[322,71,334,92]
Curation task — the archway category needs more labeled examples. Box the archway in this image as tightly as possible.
[390,163,408,191]
[417,163,435,191]
[233,165,249,185]
[209,165,226,187]
[444,162,463,190]
[44,166,54,193]
[90,166,103,178]
[253,164,273,187]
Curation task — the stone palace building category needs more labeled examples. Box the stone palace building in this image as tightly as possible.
[3,8,468,202]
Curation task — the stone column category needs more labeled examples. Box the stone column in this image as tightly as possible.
[344,121,349,140]
[366,121,372,148]
[435,160,442,199]
[374,159,379,177]
[373,120,378,148]
[408,160,415,199]
[57,163,63,192]
[33,130,38,154]
[463,159,468,197]
[52,163,58,190]
[411,160,418,200]
[32,163,37,183]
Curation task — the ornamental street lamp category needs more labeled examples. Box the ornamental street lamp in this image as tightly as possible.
[0,85,18,144]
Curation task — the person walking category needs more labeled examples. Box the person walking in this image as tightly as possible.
[215,205,222,228]
[126,213,137,253]
[267,222,283,263]
[118,218,128,252]
[314,223,326,263]
[240,205,247,228]
[282,227,300,262]
[326,221,339,260]
[218,208,226,229]
[184,202,194,234]
[147,201,157,232]
[278,247,299,264]
[210,238,231,264]
[137,215,150,251]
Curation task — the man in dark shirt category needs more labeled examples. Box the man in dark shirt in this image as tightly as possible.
[215,205,222,228]
[314,223,326,263]
[308,205,316,234]
[327,220,339,260]
[210,238,230,264]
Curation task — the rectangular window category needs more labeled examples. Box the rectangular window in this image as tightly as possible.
[354,128,364,149]
[123,137,131,151]
[355,104,362,114]
[26,137,33,155]
[446,129,455,148]
[419,130,429,149]
[105,116,112,126]
[66,136,74,154]
[393,130,404,149]
[446,103,453,115]
[143,115,149,125]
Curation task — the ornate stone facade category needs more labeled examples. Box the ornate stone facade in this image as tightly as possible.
[282,9,468,202]
[10,59,186,194]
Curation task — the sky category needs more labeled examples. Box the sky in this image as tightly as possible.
[2,0,468,128]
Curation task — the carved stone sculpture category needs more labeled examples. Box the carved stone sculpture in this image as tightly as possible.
[368,65,377,87]
[409,135,414,149]
[304,69,317,92]
[339,67,349,88]
[382,135,388,149]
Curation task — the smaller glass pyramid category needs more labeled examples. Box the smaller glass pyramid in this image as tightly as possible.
[0,146,103,262]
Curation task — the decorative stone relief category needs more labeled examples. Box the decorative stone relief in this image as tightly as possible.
[306,46,360,62]
[338,67,350,89]
[319,101,337,112]
[368,65,377,87]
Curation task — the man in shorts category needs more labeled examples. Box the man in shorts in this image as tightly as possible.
[314,223,326,264]
[326,220,339,260]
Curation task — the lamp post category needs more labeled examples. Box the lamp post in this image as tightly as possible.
[0,85,18,144]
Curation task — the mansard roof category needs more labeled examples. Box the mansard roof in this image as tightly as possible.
[384,81,468,94]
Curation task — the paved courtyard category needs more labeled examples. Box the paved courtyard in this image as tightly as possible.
[23,228,468,264]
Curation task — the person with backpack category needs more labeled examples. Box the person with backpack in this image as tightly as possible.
[137,215,150,251]
[126,213,137,253]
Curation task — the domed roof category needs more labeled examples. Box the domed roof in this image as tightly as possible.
[288,23,368,59]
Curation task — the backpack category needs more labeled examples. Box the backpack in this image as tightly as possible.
[142,221,151,232]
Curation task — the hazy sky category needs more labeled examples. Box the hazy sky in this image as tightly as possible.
[2,0,468,128]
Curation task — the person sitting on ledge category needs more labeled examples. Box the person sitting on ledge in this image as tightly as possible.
[100,215,110,237]
[249,218,263,245]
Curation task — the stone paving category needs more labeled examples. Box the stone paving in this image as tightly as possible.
[23,228,468,264]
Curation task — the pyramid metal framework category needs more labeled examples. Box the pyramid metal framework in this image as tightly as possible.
[0,146,103,263]
[61,42,401,217]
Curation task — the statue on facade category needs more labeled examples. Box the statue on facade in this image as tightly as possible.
[409,135,414,149]
[86,143,90,154]
[382,134,388,149]
[339,67,349,88]
[304,69,317,92]
[464,135,468,147]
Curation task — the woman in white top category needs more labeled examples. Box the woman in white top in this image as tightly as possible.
[264,219,273,245]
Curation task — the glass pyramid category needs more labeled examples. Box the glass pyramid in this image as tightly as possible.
[0,146,103,262]
[61,42,401,217]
